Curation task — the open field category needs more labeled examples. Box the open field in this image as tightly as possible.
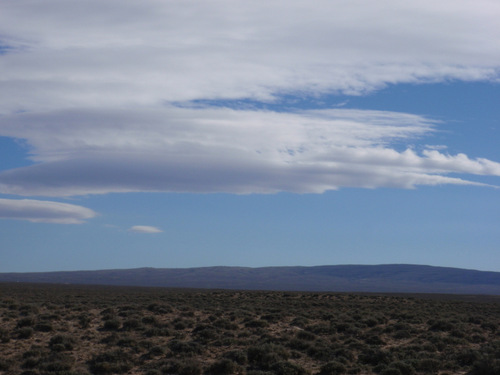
[0,283,499,375]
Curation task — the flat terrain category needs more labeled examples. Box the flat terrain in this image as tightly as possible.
[0,283,499,375]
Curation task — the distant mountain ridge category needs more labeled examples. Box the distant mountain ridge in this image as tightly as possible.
[1,264,499,295]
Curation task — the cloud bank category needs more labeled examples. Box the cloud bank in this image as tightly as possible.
[0,0,499,197]
[1,0,499,112]
[0,198,97,224]
[128,226,163,234]
[0,107,499,197]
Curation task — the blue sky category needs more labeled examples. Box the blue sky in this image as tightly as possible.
[1,1,499,272]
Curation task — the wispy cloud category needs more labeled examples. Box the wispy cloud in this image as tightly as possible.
[0,198,97,224]
[0,1,499,197]
[128,226,163,234]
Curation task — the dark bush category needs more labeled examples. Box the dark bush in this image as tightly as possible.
[116,336,137,348]
[248,344,290,370]
[358,349,392,367]
[205,359,242,375]
[122,318,142,331]
[78,313,91,329]
[429,320,454,332]
[469,354,500,375]
[386,361,415,375]
[261,314,283,323]
[100,333,119,345]
[17,317,35,328]
[192,324,218,342]
[380,368,402,375]
[414,358,440,373]
[223,350,248,365]
[0,327,10,343]
[364,334,385,345]
[297,331,316,341]
[213,318,239,330]
[19,304,39,316]
[318,361,347,375]
[168,340,203,356]
[291,317,309,328]
[88,350,132,374]
[364,318,379,327]
[34,322,53,332]
[306,341,335,361]
[22,357,39,369]
[147,303,173,314]
[148,346,165,356]
[0,358,12,371]
[161,359,201,375]
[271,361,308,375]
[392,330,412,340]
[145,327,171,337]
[289,338,311,351]
[142,316,159,325]
[480,322,498,332]
[455,349,481,366]
[102,318,121,331]
[245,319,269,328]
[38,353,74,373]
[49,334,75,352]
[17,327,34,339]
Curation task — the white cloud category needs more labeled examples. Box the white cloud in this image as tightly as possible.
[0,198,97,224]
[0,1,499,197]
[0,0,499,113]
[0,106,499,196]
[128,226,163,234]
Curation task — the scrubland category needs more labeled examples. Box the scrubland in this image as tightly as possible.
[0,283,499,375]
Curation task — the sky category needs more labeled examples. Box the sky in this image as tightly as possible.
[1,0,499,273]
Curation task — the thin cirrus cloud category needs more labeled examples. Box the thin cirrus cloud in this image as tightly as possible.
[128,226,163,234]
[0,198,97,224]
[0,0,499,199]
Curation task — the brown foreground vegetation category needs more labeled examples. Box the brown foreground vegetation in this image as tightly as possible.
[0,283,499,375]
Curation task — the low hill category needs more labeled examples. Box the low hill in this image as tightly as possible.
[1,264,499,294]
